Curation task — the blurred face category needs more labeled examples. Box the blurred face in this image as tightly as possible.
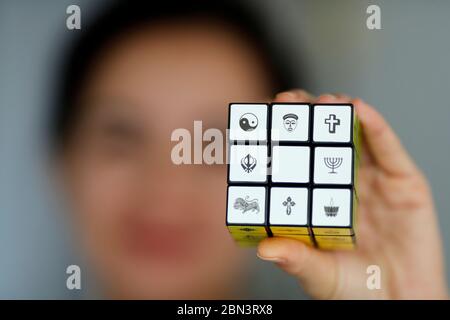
[62,19,273,299]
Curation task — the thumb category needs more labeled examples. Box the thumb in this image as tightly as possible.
[257,237,340,299]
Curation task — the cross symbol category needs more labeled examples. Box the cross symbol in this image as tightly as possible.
[324,114,341,133]
[282,197,296,215]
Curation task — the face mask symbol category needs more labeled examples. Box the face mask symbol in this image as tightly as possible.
[283,113,298,132]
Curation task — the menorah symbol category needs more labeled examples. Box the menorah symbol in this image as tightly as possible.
[324,157,343,174]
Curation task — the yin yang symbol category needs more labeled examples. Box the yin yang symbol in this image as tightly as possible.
[239,113,258,132]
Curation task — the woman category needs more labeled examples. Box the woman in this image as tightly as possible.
[52,0,448,299]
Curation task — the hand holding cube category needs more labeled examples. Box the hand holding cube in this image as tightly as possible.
[254,91,448,299]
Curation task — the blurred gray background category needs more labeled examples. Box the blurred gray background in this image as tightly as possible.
[1,0,449,298]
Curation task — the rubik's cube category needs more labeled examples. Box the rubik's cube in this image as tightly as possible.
[226,103,361,250]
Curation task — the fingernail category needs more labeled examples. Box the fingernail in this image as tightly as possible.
[276,91,295,98]
[256,253,286,264]
[320,93,336,99]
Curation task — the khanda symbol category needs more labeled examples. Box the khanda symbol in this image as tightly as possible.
[241,154,257,173]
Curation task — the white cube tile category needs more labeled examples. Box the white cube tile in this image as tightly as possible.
[269,187,308,225]
[312,188,351,227]
[229,145,267,183]
[314,147,353,185]
[313,104,352,143]
[229,104,268,141]
[271,146,310,183]
[227,186,266,225]
[271,104,310,142]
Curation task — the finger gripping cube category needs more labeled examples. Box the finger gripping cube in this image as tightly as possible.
[226,103,361,249]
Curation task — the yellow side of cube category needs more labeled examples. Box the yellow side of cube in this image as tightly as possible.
[228,225,267,234]
[270,226,309,235]
[312,227,353,236]
[315,235,355,250]
[228,225,268,247]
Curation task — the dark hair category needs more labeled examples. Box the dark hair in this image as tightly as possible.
[52,0,304,149]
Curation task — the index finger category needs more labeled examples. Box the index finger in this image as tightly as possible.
[274,89,315,103]
[352,98,419,177]
[272,91,418,177]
